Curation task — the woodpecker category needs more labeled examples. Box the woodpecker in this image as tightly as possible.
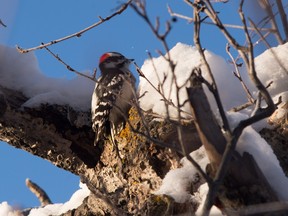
[91,52,136,146]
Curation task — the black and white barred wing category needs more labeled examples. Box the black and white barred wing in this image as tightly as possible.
[91,75,124,144]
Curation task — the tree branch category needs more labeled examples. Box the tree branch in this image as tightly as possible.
[0,19,7,27]
[26,178,52,206]
[16,0,133,53]
[249,18,288,75]
[167,4,275,32]
[192,0,231,134]
[276,0,288,41]
[259,0,284,44]
[43,45,97,81]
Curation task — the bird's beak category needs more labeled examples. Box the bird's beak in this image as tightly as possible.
[129,58,134,62]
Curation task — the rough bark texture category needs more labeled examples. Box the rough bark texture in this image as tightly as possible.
[261,101,288,176]
[0,85,201,215]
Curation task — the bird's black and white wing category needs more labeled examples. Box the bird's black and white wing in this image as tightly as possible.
[91,74,124,145]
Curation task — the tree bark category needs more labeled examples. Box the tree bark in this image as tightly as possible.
[0,85,201,215]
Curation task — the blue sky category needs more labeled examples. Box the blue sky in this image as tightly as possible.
[0,0,284,209]
[0,0,250,79]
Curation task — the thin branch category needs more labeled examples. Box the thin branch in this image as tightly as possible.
[26,178,52,206]
[226,43,254,103]
[276,0,288,41]
[128,78,153,141]
[16,0,133,53]
[146,51,173,119]
[131,2,177,120]
[167,4,276,32]
[230,101,254,112]
[191,0,231,134]
[133,57,193,119]
[194,0,249,54]
[223,0,276,189]
[130,1,173,58]
[131,2,167,44]
[203,0,275,116]
[0,19,7,27]
[233,1,287,61]
[132,0,211,185]
[259,0,284,44]
[43,47,139,125]
[253,31,270,46]
[249,18,288,75]
[230,80,274,112]
[43,45,97,81]
[198,1,276,215]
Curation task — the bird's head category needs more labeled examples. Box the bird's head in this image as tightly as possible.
[99,52,134,72]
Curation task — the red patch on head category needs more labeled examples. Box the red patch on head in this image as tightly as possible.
[99,53,111,64]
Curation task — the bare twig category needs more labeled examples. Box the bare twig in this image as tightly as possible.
[131,1,181,117]
[191,0,231,134]
[276,0,288,41]
[249,18,288,75]
[0,19,7,27]
[202,0,275,118]
[133,61,192,119]
[253,31,270,45]
[232,1,287,61]
[167,4,275,32]
[130,1,173,60]
[131,3,172,42]
[133,1,192,158]
[131,1,175,121]
[230,101,254,112]
[146,51,173,118]
[226,43,254,103]
[191,1,277,215]
[132,0,210,184]
[229,80,276,112]
[26,178,52,206]
[43,45,97,81]
[16,0,133,53]
[191,3,229,215]
[259,0,284,44]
